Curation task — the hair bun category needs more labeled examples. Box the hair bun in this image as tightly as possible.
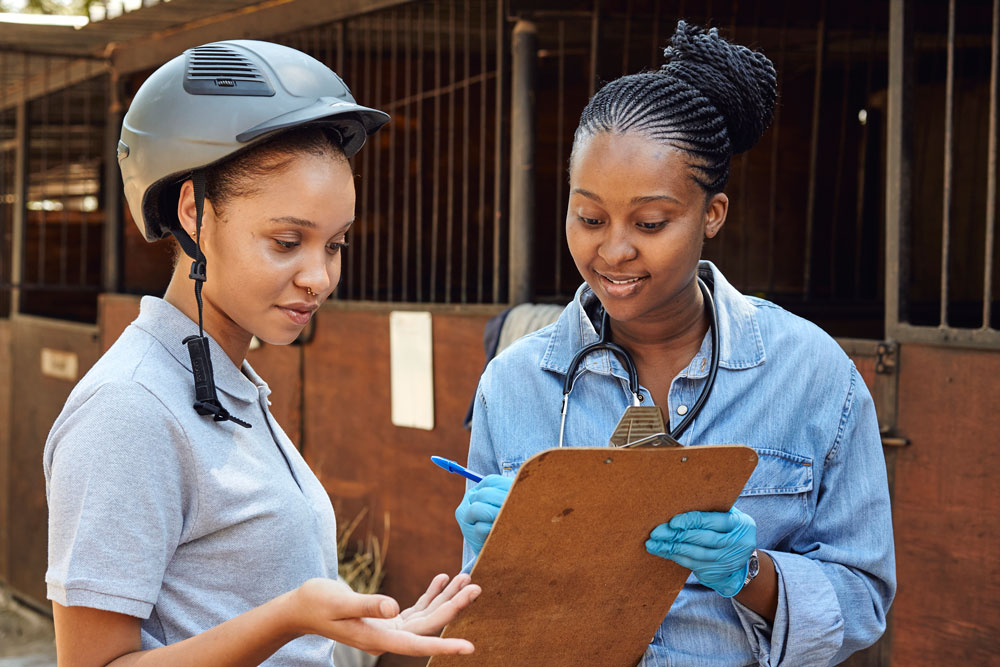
[661,21,776,155]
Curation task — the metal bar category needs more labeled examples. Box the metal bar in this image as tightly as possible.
[555,19,566,296]
[445,0,457,302]
[493,0,505,303]
[986,0,999,329]
[886,0,913,338]
[589,0,600,98]
[344,19,358,299]
[432,0,442,301]
[509,19,537,305]
[830,29,852,297]
[387,12,398,303]
[855,16,877,298]
[361,16,372,300]
[336,21,345,80]
[402,5,413,302]
[60,86,70,286]
[650,0,661,68]
[767,0,788,294]
[103,72,122,294]
[38,59,50,286]
[417,3,426,302]
[478,0,487,303]
[10,98,27,315]
[893,321,1000,349]
[940,0,956,326]
[373,13,383,300]
[622,0,632,75]
[80,64,92,286]
[803,0,827,297]
[461,0,471,304]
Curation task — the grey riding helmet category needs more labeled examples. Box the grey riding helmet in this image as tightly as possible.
[118,39,390,253]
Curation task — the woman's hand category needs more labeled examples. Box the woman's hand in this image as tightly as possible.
[645,508,757,598]
[455,474,513,555]
[288,573,481,656]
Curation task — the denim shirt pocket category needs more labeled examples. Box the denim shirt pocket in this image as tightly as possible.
[738,448,814,540]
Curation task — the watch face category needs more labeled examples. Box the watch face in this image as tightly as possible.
[748,552,760,578]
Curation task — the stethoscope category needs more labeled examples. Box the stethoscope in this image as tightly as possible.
[557,276,720,448]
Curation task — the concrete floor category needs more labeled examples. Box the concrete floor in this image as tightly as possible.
[0,585,56,666]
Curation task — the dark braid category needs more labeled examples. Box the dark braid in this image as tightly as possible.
[573,20,777,194]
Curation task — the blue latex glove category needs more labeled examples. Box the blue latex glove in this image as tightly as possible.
[454,474,513,556]
[645,508,757,598]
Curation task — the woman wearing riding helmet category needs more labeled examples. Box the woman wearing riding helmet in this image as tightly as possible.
[44,40,479,665]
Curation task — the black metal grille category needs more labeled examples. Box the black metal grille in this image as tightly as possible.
[271,0,507,304]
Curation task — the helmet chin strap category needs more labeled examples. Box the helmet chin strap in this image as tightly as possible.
[180,170,251,429]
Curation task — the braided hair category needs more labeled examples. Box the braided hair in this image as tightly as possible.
[573,21,777,194]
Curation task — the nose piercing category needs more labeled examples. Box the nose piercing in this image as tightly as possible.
[306,287,316,297]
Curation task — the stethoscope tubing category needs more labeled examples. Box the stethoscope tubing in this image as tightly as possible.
[557,276,720,447]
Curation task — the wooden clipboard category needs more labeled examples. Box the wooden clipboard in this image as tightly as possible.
[429,445,758,667]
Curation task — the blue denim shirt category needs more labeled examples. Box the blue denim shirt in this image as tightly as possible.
[464,261,895,667]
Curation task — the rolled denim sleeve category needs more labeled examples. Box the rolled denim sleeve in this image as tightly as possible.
[461,377,504,571]
[732,365,896,666]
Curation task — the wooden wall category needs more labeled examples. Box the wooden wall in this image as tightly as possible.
[4,316,101,607]
[889,345,1000,665]
[0,319,11,586]
[5,293,1000,666]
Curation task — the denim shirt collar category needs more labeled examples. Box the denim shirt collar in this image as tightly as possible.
[539,261,765,384]
[132,296,266,404]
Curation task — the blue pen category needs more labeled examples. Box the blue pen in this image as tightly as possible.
[431,456,484,483]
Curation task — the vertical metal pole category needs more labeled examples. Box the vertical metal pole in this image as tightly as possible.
[803,0,827,297]
[940,0,956,326]
[478,0,488,303]
[461,0,471,303]
[445,0,457,302]
[555,19,566,296]
[886,0,913,336]
[432,0,442,301]
[103,72,122,294]
[492,0,505,303]
[10,101,27,315]
[387,14,398,302]
[402,6,413,302]
[985,0,999,328]
[589,0,601,97]
[372,15,383,300]
[417,4,426,302]
[767,0,788,294]
[509,19,537,305]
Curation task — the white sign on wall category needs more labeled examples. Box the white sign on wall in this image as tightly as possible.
[41,348,79,382]
[389,311,435,430]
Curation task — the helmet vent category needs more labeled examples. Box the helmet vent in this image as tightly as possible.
[183,45,275,97]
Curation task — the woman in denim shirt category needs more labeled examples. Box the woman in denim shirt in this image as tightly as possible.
[456,21,895,667]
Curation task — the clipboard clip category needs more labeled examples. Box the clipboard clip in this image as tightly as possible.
[609,406,680,448]
[618,432,682,448]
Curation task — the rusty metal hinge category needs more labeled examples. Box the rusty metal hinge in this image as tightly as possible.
[875,341,897,375]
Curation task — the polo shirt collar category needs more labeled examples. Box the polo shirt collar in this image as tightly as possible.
[539,261,765,382]
[133,296,263,404]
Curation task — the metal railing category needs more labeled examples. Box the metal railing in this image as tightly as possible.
[272,0,507,304]
[887,0,1000,348]
[6,66,106,323]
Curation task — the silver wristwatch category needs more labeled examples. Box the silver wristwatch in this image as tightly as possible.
[742,550,760,588]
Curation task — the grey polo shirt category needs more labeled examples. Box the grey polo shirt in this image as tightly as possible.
[44,296,339,664]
